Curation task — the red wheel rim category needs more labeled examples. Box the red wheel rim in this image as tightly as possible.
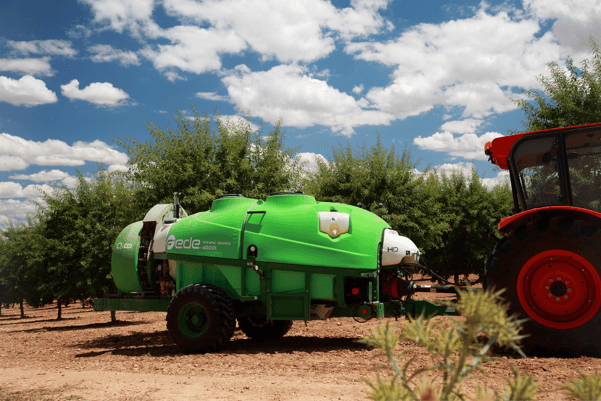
[517,250,601,329]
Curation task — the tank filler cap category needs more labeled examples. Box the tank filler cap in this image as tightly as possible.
[318,212,350,238]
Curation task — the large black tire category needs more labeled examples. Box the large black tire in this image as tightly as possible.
[485,216,601,357]
[166,283,235,353]
[237,315,293,340]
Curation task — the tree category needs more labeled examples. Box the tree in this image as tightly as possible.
[117,107,302,213]
[515,38,601,131]
[0,219,46,318]
[424,168,514,281]
[37,169,138,319]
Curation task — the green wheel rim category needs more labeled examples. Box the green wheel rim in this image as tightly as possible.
[178,302,209,338]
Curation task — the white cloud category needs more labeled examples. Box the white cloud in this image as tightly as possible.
[88,44,140,66]
[421,162,509,190]
[80,0,159,37]
[7,40,77,57]
[0,199,39,221]
[216,115,260,132]
[295,152,328,173]
[196,92,229,102]
[347,6,562,119]
[9,169,70,182]
[0,133,129,170]
[0,57,54,76]
[413,131,503,160]
[0,182,53,199]
[440,118,484,134]
[222,64,395,137]
[140,25,246,76]
[352,84,364,94]
[0,75,58,106]
[162,0,391,63]
[0,156,29,171]
[524,0,601,60]
[61,79,130,106]
[108,164,129,173]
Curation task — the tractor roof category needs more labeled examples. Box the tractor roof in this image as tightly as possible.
[484,122,601,170]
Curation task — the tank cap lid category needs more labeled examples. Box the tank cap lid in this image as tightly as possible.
[216,194,245,199]
[269,191,304,196]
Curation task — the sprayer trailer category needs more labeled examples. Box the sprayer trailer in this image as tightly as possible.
[484,122,601,357]
[94,192,458,353]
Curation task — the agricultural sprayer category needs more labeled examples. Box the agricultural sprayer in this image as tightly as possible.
[95,122,601,356]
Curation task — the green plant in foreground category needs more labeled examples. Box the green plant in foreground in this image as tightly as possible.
[361,288,601,401]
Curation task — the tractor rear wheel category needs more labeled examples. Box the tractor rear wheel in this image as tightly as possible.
[167,283,235,353]
[485,217,601,357]
[237,315,293,340]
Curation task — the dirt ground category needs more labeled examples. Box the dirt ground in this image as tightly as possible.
[1,292,600,401]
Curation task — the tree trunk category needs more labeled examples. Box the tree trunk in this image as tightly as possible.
[454,274,460,285]
[0,304,2,317]
[57,298,62,320]
[19,295,25,318]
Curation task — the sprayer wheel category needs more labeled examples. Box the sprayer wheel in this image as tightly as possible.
[237,315,293,340]
[485,216,601,357]
[167,283,235,353]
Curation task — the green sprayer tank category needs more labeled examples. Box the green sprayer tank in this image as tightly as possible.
[95,192,458,353]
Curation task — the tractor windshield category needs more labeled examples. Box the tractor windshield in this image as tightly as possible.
[565,129,601,211]
[511,127,601,212]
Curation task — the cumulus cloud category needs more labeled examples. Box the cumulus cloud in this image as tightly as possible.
[222,64,395,137]
[140,26,246,76]
[9,169,70,182]
[421,162,510,190]
[0,199,39,222]
[0,182,53,199]
[413,131,503,160]
[88,44,140,66]
[196,92,229,102]
[347,6,562,119]
[216,115,260,132]
[0,133,129,171]
[162,0,391,63]
[524,0,601,60]
[0,57,54,76]
[79,0,159,36]
[7,39,77,57]
[61,79,130,106]
[295,152,329,173]
[0,75,58,106]
[440,118,484,134]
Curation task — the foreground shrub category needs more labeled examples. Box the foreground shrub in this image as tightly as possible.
[361,288,601,400]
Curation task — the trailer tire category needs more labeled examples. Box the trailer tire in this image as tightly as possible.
[167,283,235,353]
[485,216,601,357]
[237,315,293,340]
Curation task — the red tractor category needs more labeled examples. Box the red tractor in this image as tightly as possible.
[485,122,601,356]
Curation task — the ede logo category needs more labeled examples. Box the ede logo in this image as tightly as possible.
[166,234,176,251]
[116,243,133,249]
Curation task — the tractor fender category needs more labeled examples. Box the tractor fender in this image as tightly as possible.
[498,206,601,235]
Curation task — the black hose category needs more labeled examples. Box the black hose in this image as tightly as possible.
[405,257,470,287]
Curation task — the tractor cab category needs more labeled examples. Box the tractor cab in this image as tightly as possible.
[483,122,601,357]
[485,123,601,215]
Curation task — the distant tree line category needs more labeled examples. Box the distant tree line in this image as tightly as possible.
[2,40,599,318]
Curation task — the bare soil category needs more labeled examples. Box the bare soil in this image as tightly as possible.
[0,292,599,401]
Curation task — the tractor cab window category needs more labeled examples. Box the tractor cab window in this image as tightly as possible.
[565,129,601,212]
[513,135,565,210]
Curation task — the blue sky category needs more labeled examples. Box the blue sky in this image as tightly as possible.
[1,0,600,228]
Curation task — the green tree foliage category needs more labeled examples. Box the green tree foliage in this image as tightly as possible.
[36,169,137,319]
[118,108,302,213]
[0,220,46,317]
[424,169,514,281]
[515,38,601,131]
